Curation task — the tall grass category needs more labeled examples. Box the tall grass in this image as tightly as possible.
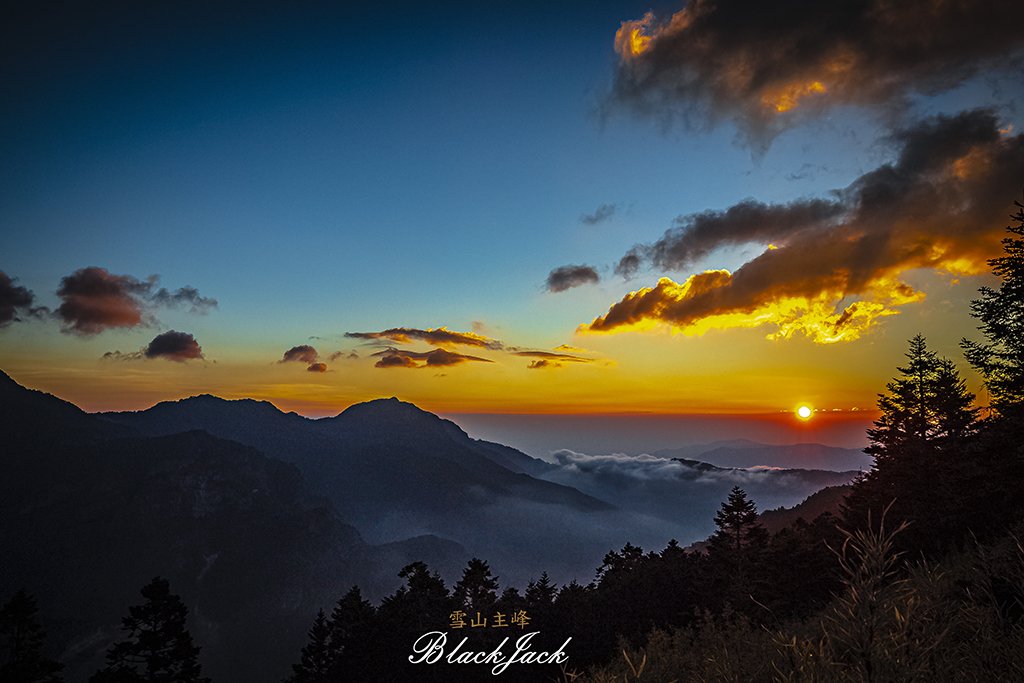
[578,522,1024,682]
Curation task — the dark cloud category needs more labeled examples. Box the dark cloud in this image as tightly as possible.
[527,360,554,369]
[307,362,328,373]
[580,203,616,225]
[150,286,217,313]
[143,330,204,362]
[328,350,359,361]
[55,267,215,335]
[281,345,320,364]
[546,265,600,293]
[371,347,492,369]
[618,198,844,276]
[610,0,1024,145]
[346,326,503,350]
[585,110,1024,343]
[0,271,47,327]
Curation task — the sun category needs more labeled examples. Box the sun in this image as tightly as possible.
[796,405,813,420]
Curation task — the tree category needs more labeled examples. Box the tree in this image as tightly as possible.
[962,197,1024,415]
[285,610,332,683]
[866,334,977,463]
[452,558,498,613]
[845,335,979,549]
[90,577,208,683]
[0,590,63,683]
[708,487,769,558]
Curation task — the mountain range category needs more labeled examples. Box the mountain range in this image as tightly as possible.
[1,370,865,682]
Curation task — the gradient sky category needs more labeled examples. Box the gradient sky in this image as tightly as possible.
[2,1,1022,447]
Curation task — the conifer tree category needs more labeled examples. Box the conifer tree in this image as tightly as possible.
[962,197,1024,414]
[0,590,63,683]
[90,578,208,683]
[452,558,498,613]
[285,610,332,683]
[707,487,769,558]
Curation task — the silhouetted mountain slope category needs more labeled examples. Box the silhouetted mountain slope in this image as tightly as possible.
[759,485,853,533]
[654,440,871,471]
[101,394,632,584]
[1,372,465,683]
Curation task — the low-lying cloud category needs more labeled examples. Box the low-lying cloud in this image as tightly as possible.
[347,326,503,350]
[372,347,493,369]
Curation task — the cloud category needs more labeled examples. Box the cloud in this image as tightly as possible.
[583,109,1024,343]
[580,203,616,225]
[527,360,555,369]
[551,449,808,487]
[514,350,593,363]
[328,350,359,361]
[281,345,320,364]
[150,286,218,313]
[55,267,215,335]
[0,271,47,327]
[346,326,503,350]
[307,362,328,373]
[143,330,204,362]
[546,265,600,292]
[609,0,1024,146]
[372,347,492,369]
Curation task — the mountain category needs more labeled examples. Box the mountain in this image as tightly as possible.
[759,484,853,534]
[100,394,638,584]
[0,371,464,683]
[654,439,872,471]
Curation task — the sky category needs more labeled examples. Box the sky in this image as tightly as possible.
[2,1,1023,450]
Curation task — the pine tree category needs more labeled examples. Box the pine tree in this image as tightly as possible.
[452,558,498,613]
[707,487,769,558]
[0,590,63,683]
[524,572,557,610]
[845,335,978,549]
[706,487,770,612]
[90,577,208,683]
[285,610,332,683]
[962,197,1024,415]
[327,586,374,663]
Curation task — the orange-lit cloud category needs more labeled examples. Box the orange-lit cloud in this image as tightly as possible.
[609,0,1024,144]
[280,344,329,373]
[55,267,216,336]
[586,110,1024,343]
[372,347,492,369]
[347,326,503,350]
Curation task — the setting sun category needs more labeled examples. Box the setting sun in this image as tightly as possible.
[797,405,813,420]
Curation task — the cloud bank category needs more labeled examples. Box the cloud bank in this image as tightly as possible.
[610,0,1024,145]
[583,110,1024,343]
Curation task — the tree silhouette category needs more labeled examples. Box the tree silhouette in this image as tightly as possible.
[845,335,978,549]
[285,610,332,683]
[963,197,1024,415]
[452,558,498,613]
[90,577,208,683]
[0,590,63,683]
[708,487,769,557]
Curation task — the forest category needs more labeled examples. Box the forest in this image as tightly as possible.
[4,200,1024,682]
